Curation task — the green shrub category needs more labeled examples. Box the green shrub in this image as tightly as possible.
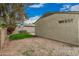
[0,23,6,28]
[7,25,16,35]
[19,30,27,33]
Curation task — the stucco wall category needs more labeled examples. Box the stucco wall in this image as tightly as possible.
[14,26,35,35]
[35,13,79,45]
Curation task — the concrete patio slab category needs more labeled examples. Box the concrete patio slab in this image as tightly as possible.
[1,37,79,56]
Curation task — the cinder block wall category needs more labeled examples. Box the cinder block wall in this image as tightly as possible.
[35,13,79,45]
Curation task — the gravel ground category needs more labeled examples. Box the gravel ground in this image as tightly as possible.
[1,37,79,56]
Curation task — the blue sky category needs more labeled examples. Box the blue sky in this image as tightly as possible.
[24,3,79,24]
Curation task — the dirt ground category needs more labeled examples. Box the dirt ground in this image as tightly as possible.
[1,37,79,56]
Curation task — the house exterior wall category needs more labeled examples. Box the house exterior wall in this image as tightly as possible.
[35,13,79,45]
[14,26,35,35]
[23,26,35,35]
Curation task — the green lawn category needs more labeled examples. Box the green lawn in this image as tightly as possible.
[9,33,33,41]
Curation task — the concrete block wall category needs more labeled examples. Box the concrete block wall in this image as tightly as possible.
[35,13,79,45]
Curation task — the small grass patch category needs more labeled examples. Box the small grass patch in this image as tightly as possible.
[9,33,33,41]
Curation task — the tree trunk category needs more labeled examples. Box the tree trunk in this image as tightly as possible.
[0,28,8,50]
